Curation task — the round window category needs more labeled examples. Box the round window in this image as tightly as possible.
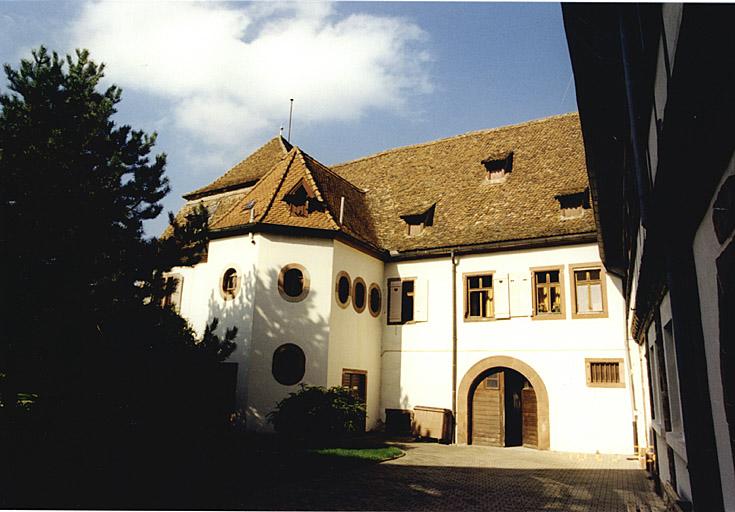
[272,343,306,385]
[220,267,239,300]
[335,271,351,308]
[278,264,309,302]
[368,283,382,317]
[353,278,366,313]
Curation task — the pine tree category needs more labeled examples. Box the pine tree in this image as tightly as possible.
[0,47,232,426]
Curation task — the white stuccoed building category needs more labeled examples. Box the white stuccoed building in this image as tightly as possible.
[164,113,641,454]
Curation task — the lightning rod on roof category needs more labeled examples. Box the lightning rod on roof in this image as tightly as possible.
[287,98,294,143]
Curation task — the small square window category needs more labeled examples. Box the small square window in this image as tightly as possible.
[586,359,625,387]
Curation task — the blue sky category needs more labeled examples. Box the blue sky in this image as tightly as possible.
[0,2,577,236]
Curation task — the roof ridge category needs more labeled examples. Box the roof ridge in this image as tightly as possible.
[331,112,579,169]
[259,150,298,223]
[293,147,340,230]
[300,148,367,194]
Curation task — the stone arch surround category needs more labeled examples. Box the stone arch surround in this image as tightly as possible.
[457,355,550,449]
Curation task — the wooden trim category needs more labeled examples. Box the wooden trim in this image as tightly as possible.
[530,265,566,320]
[219,265,242,301]
[341,368,368,407]
[368,283,382,318]
[569,262,608,319]
[335,271,351,309]
[585,358,625,388]
[352,277,367,314]
[462,271,495,322]
[457,356,550,449]
[277,263,310,302]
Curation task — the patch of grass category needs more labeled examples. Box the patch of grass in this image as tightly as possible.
[309,446,403,462]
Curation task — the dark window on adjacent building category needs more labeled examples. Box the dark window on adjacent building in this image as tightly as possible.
[368,283,382,317]
[353,278,366,313]
[464,273,494,320]
[388,278,414,324]
[272,343,306,385]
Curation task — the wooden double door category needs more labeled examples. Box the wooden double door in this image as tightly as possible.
[470,368,538,448]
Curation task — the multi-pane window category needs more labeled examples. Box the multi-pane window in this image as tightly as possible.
[533,269,563,317]
[465,273,494,320]
[585,359,624,387]
[572,267,606,316]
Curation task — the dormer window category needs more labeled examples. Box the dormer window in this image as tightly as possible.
[400,203,436,236]
[555,188,591,219]
[284,179,321,217]
[482,152,513,182]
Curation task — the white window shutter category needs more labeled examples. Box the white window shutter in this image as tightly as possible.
[509,272,532,317]
[414,279,429,322]
[494,274,510,319]
[388,280,402,323]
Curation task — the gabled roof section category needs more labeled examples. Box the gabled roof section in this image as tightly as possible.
[209,147,379,249]
[183,136,292,200]
[331,112,595,252]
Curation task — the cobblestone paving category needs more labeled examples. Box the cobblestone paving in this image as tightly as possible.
[245,443,667,511]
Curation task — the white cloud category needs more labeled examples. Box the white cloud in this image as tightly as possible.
[69,1,432,152]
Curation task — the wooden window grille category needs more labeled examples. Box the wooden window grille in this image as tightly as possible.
[485,374,499,389]
[465,273,494,320]
[534,270,562,315]
[586,359,625,387]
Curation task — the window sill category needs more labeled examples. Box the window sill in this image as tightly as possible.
[571,312,609,319]
[464,317,495,323]
[532,313,566,321]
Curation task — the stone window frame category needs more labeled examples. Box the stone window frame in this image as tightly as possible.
[352,277,367,314]
[277,263,310,303]
[463,271,495,322]
[219,266,241,301]
[368,283,382,318]
[569,262,608,319]
[530,265,566,320]
[335,271,351,309]
[585,358,625,388]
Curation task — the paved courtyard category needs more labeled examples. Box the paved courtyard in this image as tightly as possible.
[244,442,666,511]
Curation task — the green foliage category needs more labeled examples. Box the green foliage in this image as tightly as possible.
[309,446,403,462]
[268,385,366,444]
[0,47,226,432]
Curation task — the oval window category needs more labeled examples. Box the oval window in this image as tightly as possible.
[353,278,366,313]
[272,343,306,385]
[221,267,239,300]
[368,283,381,317]
[335,272,351,308]
[278,264,309,302]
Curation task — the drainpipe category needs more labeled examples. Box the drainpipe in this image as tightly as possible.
[451,249,459,443]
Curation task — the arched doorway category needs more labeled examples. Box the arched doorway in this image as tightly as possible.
[457,356,550,449]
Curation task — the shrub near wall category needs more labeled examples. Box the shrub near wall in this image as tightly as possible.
[268,385,366,445]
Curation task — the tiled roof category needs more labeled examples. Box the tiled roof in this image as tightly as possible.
[183,136,292,200]
[208,147,380,249]
[168,113,595,255]
[331,112,595,252]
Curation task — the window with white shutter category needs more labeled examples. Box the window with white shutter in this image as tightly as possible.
[494,274,510,319]
[387,277,423,324]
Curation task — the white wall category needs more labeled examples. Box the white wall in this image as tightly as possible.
[171,234,259,416]
[694,157,735,511]
[246,233,335,430]
[383,243,635,454]
[327,241,384,429]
